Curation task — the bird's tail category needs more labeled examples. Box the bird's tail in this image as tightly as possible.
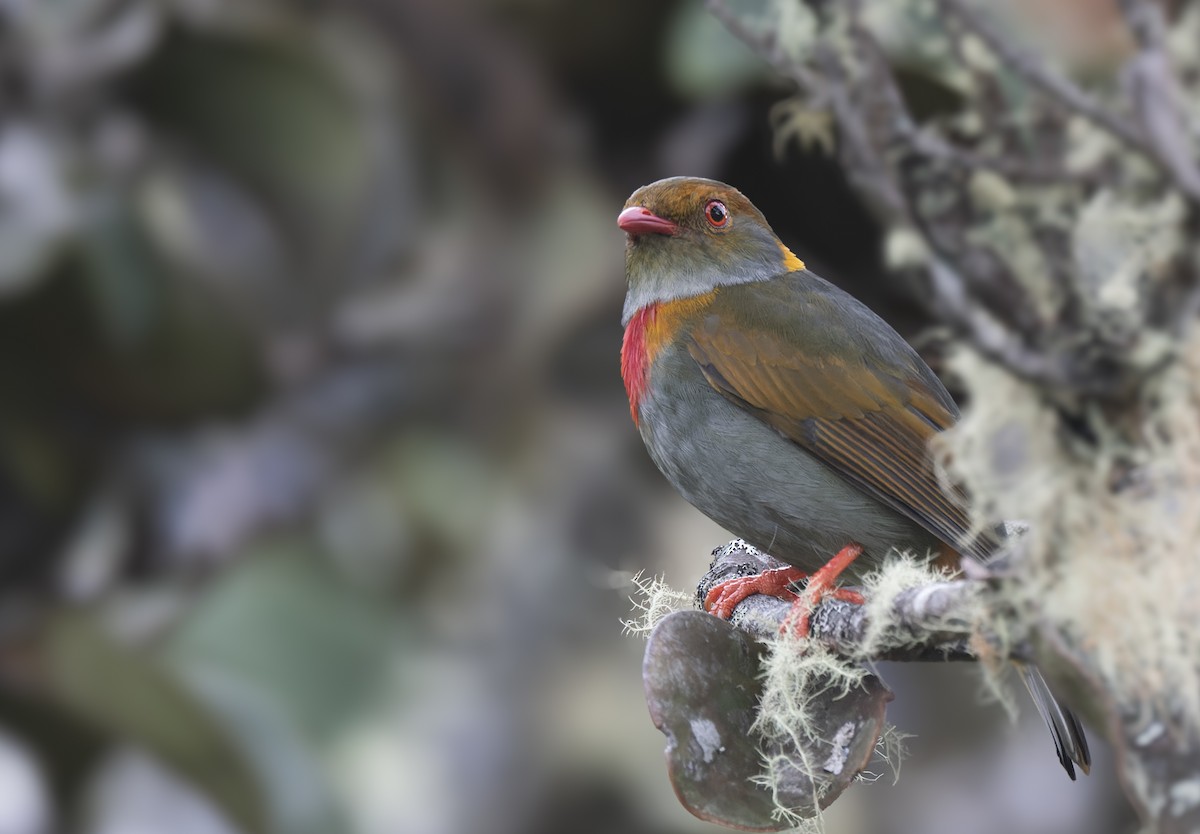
[1016,661,1091,780]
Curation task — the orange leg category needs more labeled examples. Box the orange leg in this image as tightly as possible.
[784,543,864,638]
[703,566,809,620]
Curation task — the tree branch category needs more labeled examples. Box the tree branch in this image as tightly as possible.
[697,540,984,662]
[1116,0,1200,202]
[923,258,1124,395]
[939,0,1200,202]
[853,25,1081,185]
[696,2,1200,830]
[935,0,1147,152]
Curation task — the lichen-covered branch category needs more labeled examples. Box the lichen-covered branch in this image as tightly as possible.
[1116,0,1200,201]
[934,0,1148,153]
[697,540,983,661]
[708,0,1200,401]
[695,3,1200,831]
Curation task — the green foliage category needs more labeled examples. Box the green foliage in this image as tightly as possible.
[0,3,417,829]
[37,610,268,834]
[169,543,394,745]
[664,1,771,100]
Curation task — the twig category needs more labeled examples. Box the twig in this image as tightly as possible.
[698,540,984,661]
[1116,0,1200,201]
[940,0,1200,202]
[1118,0,1169,53]
[812,43,909,217]
[710,0,1125,395]
[936,0,1148,152]
[707,0,909,214]
[925,258,1082,390]
[853,25,1080,184]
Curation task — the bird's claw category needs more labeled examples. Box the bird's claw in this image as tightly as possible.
[703,566,809,620]
[702,543,866,636]
[781,543,865,638]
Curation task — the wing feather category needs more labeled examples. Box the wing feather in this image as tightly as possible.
[686,276,990,560]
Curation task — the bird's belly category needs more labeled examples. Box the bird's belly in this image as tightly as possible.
[637,378,939,576]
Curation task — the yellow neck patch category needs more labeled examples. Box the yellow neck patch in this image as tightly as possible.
[780,244,806,272]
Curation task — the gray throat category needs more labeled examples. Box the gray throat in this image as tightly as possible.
[621,241,783,324]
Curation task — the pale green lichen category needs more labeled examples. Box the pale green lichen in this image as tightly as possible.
[883,226,931,271]
[966,209,1064,326]
[858,552,959,657]
[862,724,911,786]
[621,572,692,638]
[967,170,1018,213]
[1167,1,1200,76]
[752,635,869,831]
[1065,116,1118,175]
[770,98,837,159]
[771,0,819,65]
[938,331,1200,737]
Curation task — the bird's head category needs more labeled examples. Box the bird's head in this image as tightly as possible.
[618,177,802,324]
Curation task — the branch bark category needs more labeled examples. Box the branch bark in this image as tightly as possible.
[935,0,1146,151]
[697,540,985,662]
[1116,0,1200,201]
[696,2,1200,832]
[689,538,1200,834]
[708,0,1197,401]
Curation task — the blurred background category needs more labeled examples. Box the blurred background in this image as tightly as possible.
[0,0,1144,832]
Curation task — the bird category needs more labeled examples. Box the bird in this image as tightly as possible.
[617,175,1090,779]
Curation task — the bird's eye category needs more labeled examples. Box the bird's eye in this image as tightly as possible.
[705,200,728,228]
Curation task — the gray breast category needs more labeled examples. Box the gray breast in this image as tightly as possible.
[636,342,940,577]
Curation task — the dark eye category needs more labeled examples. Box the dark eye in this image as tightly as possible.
[705,200,728,228]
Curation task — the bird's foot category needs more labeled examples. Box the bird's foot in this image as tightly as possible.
[783,543,864,638]
[703,566,809,620]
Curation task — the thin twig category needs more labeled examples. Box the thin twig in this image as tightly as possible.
[710,0,1111,393]
[812,43,909,217]
[941,0,1200,202]
[853,25,1080,184]
[707,0,908,214]
[936,0,1148,152]
[1116,0,1200,201]
[925,258,1124,394]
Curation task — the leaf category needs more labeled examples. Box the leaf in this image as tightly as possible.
[75,196,264,418]
[175,666,348,834]
[126,27,375,251]
[665,1,771,100]
[0,125,75,295]
[37,610,267,834]
[643,611,890,830]
[168,543,393,743]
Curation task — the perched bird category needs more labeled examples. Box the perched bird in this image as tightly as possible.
[618,176,1090,779]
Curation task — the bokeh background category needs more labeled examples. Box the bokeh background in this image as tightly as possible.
[0,1,1147,832]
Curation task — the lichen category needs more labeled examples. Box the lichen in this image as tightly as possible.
[622,572,693,637]
[938,330,1200,739]
[861,724,910,785]
[858,553,958,656]
[751,631,869,829]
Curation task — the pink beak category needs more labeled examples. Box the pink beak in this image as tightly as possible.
[618,206,678,236]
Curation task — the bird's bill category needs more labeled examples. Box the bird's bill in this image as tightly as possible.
[618,206,678,236]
